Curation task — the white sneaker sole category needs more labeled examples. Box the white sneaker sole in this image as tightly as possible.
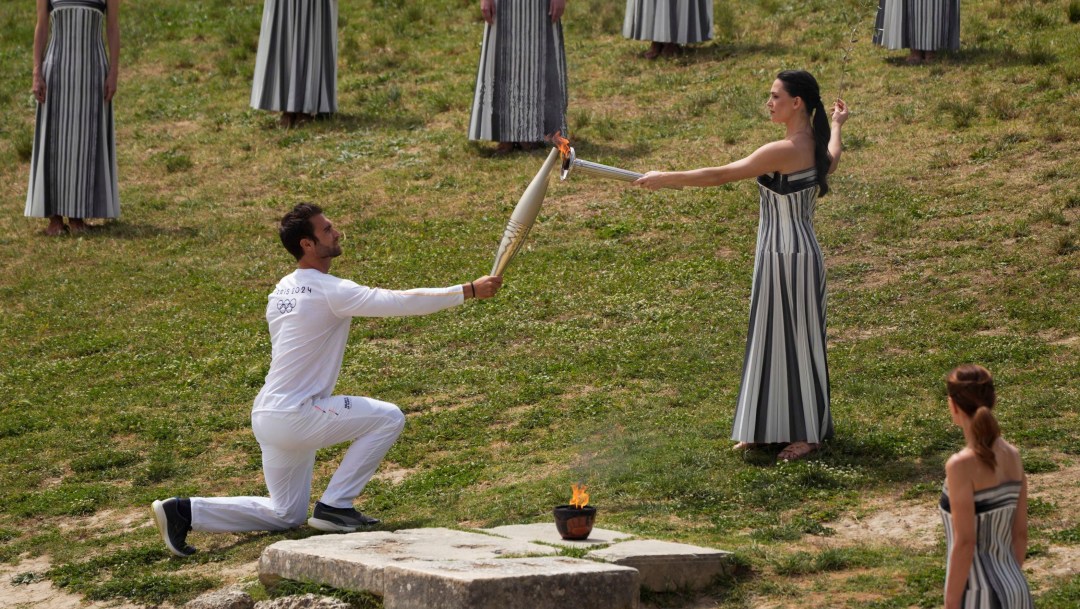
[307,517,360,533]
[151,500,194,557]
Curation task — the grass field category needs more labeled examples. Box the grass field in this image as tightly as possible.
[0,0,1078,607]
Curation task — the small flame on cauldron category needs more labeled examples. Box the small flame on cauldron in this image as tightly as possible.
[570,483,589,509]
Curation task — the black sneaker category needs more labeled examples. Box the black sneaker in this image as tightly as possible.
[307,501,380,532]
[151,498,196,557]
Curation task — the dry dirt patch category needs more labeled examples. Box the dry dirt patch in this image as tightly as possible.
[823,459,1080,584]
[0,556,146,609]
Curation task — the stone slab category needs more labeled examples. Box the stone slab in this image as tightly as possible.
[587,539,733,592]
[382,557,639,609]
[482,523,634,547]
[258,528,639,609]
[258,528,557,595]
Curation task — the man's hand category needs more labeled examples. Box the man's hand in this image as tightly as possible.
[481,0,495,24]
[469,275,503,299]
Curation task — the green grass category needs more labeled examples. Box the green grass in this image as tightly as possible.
[1,0,1078,607]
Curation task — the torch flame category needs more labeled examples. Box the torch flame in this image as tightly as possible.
[570,483,589,509]
[549,131,572,158]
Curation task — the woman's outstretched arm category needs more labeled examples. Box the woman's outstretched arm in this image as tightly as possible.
[633,140,793,190]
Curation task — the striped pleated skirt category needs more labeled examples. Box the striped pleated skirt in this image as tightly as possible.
[251,0,338,114]
[873,0,960,52]
[26,0,119,220]
[940,481,1033,609]
[468,0,568,143]
[623,0,713,44]
[732,169,832,444]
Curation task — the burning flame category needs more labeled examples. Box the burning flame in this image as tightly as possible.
[570,483,589,509]
[549,131,571,158]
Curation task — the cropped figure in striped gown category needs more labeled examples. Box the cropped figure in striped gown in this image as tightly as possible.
[251,0,338,127]
[623,1,713,59]
[873,0,960,64]
[469,0,569,155]
[940,365,1032,609]
[634,71,848,462]
[26,0,120,236]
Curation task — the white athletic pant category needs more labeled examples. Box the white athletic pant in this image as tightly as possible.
[190,395,405,532]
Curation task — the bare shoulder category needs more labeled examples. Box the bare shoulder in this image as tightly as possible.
[945,449,978,477]
[997,437,1025,477]
[752,139,796,159]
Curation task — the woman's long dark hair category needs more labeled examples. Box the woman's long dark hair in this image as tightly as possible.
[777,70,830,197]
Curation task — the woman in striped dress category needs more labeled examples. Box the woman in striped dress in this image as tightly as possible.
[623,1,713,59]
[634,71,848,462]
[469,0,569,155]
[873,0,960,64]
[26,0,120,236]
[940,365,1032,609]
[251,0,337,127]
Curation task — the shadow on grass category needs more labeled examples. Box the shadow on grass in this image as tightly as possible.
[41,221,200,241]
[678,41,789,63]
[317,111,426,133]
[880,45,1033,69]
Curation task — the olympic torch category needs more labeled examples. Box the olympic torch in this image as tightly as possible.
[491,147,561,277]
[551,132,680,189]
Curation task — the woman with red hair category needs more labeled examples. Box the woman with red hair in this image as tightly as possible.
[940,365,1032,609]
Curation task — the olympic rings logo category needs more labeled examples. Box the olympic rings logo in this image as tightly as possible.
[277,298,297,314]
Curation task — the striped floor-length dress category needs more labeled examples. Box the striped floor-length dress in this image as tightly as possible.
[251,0,337,114]
[468,0,568,143]
[731,168,832,445]
[623,1,713,45]
[940,481,1034,609]
[25,0,119,220]
[873,0,960,52]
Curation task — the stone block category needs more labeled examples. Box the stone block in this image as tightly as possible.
[259,528,639,609]
[186,587,254,609]
[253,594,351,609]
[587,540,733,592]
[258,528,557,595]
[382,557,639,609]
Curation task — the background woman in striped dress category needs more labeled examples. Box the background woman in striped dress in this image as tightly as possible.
[251,0,337,127]
[940,365,1032,609]
[633,71,848,462]
[873,0,960,64]
[623,0,713,60]
[26,0,120,236]
[469,0,569,155]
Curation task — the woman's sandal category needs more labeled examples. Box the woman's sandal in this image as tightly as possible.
[68,218,89,234]
[642,41,663,60]
[778,442,818,462]
[732,442,756,452]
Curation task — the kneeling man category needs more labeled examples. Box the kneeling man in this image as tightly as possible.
[152,203,502,556]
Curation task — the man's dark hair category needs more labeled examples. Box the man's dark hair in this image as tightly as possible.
[279,203,323,260]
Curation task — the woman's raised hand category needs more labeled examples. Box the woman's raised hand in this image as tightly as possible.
[831,98,849,126]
